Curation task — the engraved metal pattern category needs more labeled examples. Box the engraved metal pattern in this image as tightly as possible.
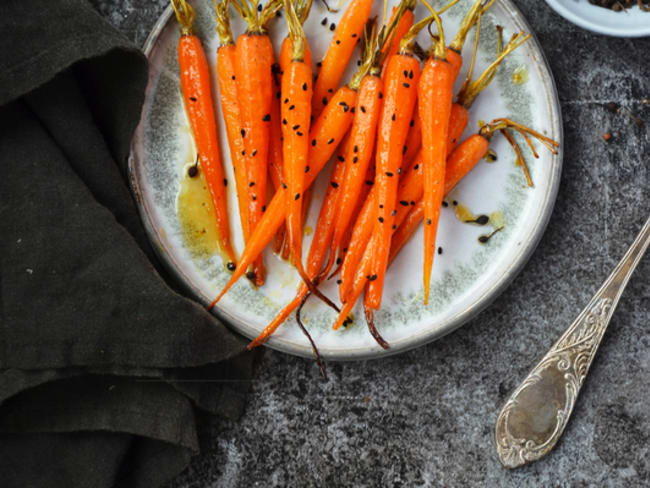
[495,217,650,469]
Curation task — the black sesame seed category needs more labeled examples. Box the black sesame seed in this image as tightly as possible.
[413,164,419,170]
[282,118,287,125]
[438,247,443,255]
[223,178,228,186]
[321,17,328,26]
[328,88,334,93]
[189,96,197,102]
[378,92,383,99]
[338,155,345,162]
[257,3,262,11]
[289,104,295,110]
[453,200,458,206]
[379,204,383,208]
[402,145,407,155]
[322,97,328,106]
[350,107,355,113]
[353,156,358,163]
[241,150,245,156]
[360,106,366,113]
[385,171,393,177]
[252,149,257,156]
[409,70,414,79]
[352,33,357,38]
[353,145,358,153]
[442,201,448,207]
[369,274,377,281]
[227,261,236,271]
[391,210,396,216]
[312,139,317,146]
[305,166,310,173]
[357,60,362,66]
[330,23,336,31]
[252,194,256,201]
[403,82,410,88]
[400,200,408,206]
[302,82,307,91]
[410,201,415,205]
[392,224,396,229]
[262,205,266,212]
[403,70,408,77]
[262,113,271,121]
[336,257,342,265]
[378,217,384,223]
[328,138,334,144]
[427,218,432,225]
[293,124,300,130]
[284,98,289,104]
[317,61,322,67]
[330,181,339,188]
[337,279,342,284]
[249,181,255,187]
[294,193,300,200]
[282,182,287,189]
[241,129,245,137]
[365,180,373,185]
[391,113,396,121]
[410,119,415,127]
[246,271,256,280]
[336,40,340,45]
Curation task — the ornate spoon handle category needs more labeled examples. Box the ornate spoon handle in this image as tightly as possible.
[495,217,650,469]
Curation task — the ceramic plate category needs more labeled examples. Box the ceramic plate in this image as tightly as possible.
[545,0,650,37]
[129,0,563,360]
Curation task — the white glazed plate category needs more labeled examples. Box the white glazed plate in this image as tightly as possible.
[129,0,563,360]
[545,0,650,37]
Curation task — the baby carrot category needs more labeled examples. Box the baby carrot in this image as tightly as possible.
[247,139,348,349]
[215,2,249,241]
[380,0,416,77]
[172,0,236,268]
[231,0,281,285]
[209,85,358,308]
[279,0,313,71]
[312,0,373,117]
[366,38,421,310]
[418,7,455,305]
[281,0,313,285]
[388,197,423,264]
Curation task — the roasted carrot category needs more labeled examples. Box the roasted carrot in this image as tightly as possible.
[281,0,314,288]
[312,0,373,117]
[209,85,358,308]
[215,1,249,240]
[247,138,349,349]
[388,197,423,263]
[417,6,455,305]
[322,2,412,279]
[172,0,237,268]
[231,0,281,285]
[365,26,422,311]
[269,62,287,256]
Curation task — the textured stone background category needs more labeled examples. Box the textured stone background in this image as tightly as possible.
[91,0,649,486]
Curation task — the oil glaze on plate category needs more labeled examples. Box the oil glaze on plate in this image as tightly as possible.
[129,0,562,360]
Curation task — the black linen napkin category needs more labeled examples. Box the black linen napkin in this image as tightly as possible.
[0,1,254,487]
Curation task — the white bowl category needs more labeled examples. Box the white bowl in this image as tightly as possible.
[546,0,650,37]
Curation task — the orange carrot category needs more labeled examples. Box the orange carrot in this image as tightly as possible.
[209,85,358,308]
[388,197,423,263]
[366,50,420,309]
[231,0,281,285]
[380,0,416,77]
[281,0,313,286]
[247,138,348,349]
[172,0,236,267]
[312,0,373,117]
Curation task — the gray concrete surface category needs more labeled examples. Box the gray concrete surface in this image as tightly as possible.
[93,0,649,485]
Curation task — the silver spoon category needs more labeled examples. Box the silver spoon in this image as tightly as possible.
[495,216,650,469]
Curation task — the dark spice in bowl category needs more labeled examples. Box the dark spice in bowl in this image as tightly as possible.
[589,0,650,11]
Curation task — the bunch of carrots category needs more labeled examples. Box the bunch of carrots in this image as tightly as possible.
[171,0,559,371]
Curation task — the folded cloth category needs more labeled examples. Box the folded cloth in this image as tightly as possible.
[0,1,255,487]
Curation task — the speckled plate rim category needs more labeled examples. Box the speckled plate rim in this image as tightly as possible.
[128,0,563,361]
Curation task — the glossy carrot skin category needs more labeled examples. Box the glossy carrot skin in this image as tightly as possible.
[281,60,313,273]
[388,198,423,263]
[210,86,358,306]
[327,74,382,276]
[269,61,287,255]
[247,146,348,349]
[179,35,236,265]
[367,53,420,310]
[312,0,373,117]
[419,57,455,305]
[448,103,469,148]
[216,43,249,241]
[235,33,274,283]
